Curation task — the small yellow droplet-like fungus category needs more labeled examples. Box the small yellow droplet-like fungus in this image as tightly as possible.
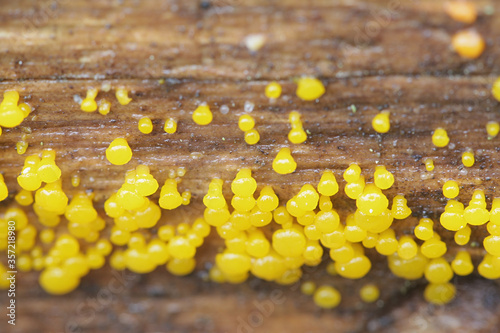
[296,77,325,101]
[372,111,390,134]
[244,129,260,145]
[164,118,177,134]
[492,78,500,102]
[238,114,255,132]
[106,138,132,165]
[301,281,316,296]
[424,282,456,305]
[424,158,435,171]
[486,121,500,138]
[442,180,459,199]
[16,141,28,154]
[272,148,297,175]
[451,30,485,59]
[138,116,153,134]
[359,284,380,303]
[313,285,341,309]
[265,81,282,99]
[98,99,111,115]
[192,104,213,125]
[444,1,477,24]
[462,151,474,167]
[115,87,132,105]
[80,88,98,112]
[432,128,450,148]
[343,164,361,183]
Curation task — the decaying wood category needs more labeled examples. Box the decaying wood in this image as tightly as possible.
[1,0,500,332]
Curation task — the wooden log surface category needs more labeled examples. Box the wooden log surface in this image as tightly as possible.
[0,0,500,332]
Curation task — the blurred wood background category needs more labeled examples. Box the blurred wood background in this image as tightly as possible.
[0,0,500,332]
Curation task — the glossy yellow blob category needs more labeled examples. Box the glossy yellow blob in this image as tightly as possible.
[451,29,485,59]
[244,129,260,145]
[462,151,474,167]
[372,111,390,133]
[296,184,319,211]
[440,200,466,231]
[317,170,339,196]
[256,186,279,212]
[0,90,25,128]
[16,141,28,154]
[138,116,153,134]
[375,229,398,256]
[167,258,196,276]
[486,121,500,138]
[296,77,325,101]
[313,285,341,309]
[36,149,61,183]
[265,81,282,99]
[432,127,450,147]
[81,88,98,112]
[35,179,68,213]
[345,175,365,200]
[159,179,183,210]
[106,138,132,165]
[478,254,500,279]
[238,114,255,132]
[397,236,418,260]
[424,158,434,171]
[454,225,471,246]
[164,118,177,134]
[414,218,434,241]
[374,166,394,190]
[424,282,456,305]
[98,98,111,115]
[451,251,474,276]
[356,184,388,216]
[388,250,428,280]
[71,174,80,187]
[493,78,500,102]
[343,164,361,183]
[65,192,98,224]
[0,174,8,201]
[301,281,316,295]
[484,235,500,256]
[421,235,447,259]
[115,87,132,105]
[335,253,371,279]
[40,228,55,244]
[192,104,213,125]
[272,227,306,257]
[110,250,126,270]
[39,266,80,295]
[17,155,41,191]
[391,195,412,219]
[18,102,31,117]
[360,284,380,303]
[272,148,297,174]
[442,180,459,199]
[14,189,33,206]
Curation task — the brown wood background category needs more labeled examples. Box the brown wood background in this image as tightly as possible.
[0,0,500,332]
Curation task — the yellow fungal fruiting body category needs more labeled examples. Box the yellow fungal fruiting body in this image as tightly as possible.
[372,111,390,134]
[432,128,450,147]
[360,284,380,303]
[265,81,282,99]
[492,78,500,103]
[424,158,434,171]
[0,90,28,128]
[296,77,325,101]
[98,99,111,115]
[106,138,133,165]
[313,285,341,309]
[238,114,255,132]
[115,87,132,105]
[462,151,474,167]
[192,104,213,125]
[138,116,153,134]
[272,148,297,174]
[442,180,459,199]
[80,88,98,112]
[244,129,260,145]
[451,30,485,59]
[164,118,177,134]
[444,1,477,24]
[288,111,307,144]
[486,121,500,138]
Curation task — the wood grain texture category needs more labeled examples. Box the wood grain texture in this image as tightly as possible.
[1,0,500,332]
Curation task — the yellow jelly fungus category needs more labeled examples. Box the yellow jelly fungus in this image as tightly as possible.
[451,29,485,60]
[464,190,490,226]
[37,149,61,183]
[0,174,8,201]
[317,170,339,196]
[345,176,365,200]
[35,179,68,213]
[444,1,477,24]
[231,169,256,197]
[296,77,325,101]
[421,236,447,259]
[425,258,453,284]
[397,236,418,260]
[484,235,500,256]
[486,121,500,138]
[244,129,260,145]
[71,174,80,187]
[0,90,25,128]
[192,104,213,125]
[16,141,28,154]
[40,229,55,244]
[372,111,390,134]
[442,180,459,199]
[334,253,371,279]
[17,155,41,191]
[451,251,474,276]
[478,254,500,279]
[454,225,471,245]
[492,78,500,102]
[98,98,111,115]
[15,189,33,206]
[432,128,450,148]
[256,186,279,212]
[391,195,412,219]
[301,281,316,296]
[39,266,80,295]
[272,227,306,258]
[238,114,255,132]
[414,218,434,241]
[356,184,388,216]
[19,102,31,117]
[424,158,434,171]
[65,192,98,224]
[158,179,183,210]
[360,284,380,303]
[440,200,467,231]
[164,118,177,134]
[376,229,398,256]
[313,285,341,309]
[80,88,98,112]
[343,164,361,183]
[296,184,319,211]
[115,87,132,105]
[110,250,126,270]
[106,138,132,165]
[265,81,282,99]
[272,148,297,175]
[167,258,196,276]
[138,116,153,134]
[462,151,474,167]
[424,282,456,305]
[374,166,394,190]
[288,126,307,144]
